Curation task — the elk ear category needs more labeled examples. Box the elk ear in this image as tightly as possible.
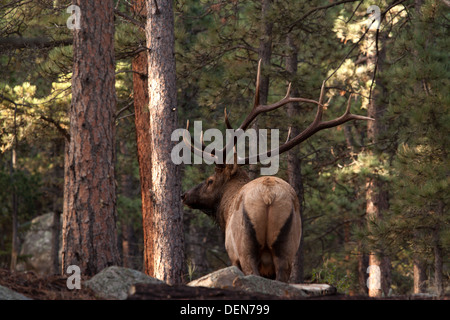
[214,165,225,173]
[223,163,239,180]
[230,162,239,176]
[230,152,239,176]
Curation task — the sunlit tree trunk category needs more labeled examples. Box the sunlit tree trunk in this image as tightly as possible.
[365,30,391,297]
[145,0,184,284]
[62,0,120,276]
[132,0,154,275]
[9,106,18,271]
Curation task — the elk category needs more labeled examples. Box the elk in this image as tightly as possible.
[181,60,373,282]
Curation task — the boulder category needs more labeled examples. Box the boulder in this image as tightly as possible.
[188,266,336,298]
[0,285,32,300]
[84,266,164,300]
[188,266,308,298]
[187,266,244,289]
[17,212,61,274]
[232,275,308,298]
[290,283,337,296]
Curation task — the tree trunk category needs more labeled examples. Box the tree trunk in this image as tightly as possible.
[285,32,304,283]
[358,248,369,295]
[145,0,184,284]
[118,136,140,270]
[9,110,18,271]
[51,211,61,274]
[365,30,391,297]
[249,0,273,180]
[434,201,444,297]
[133,0,153,278]
[413,255,427,294]
[62,0,120,276]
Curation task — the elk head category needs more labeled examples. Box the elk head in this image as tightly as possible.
[181,60,373,281]
[181,164,245,217]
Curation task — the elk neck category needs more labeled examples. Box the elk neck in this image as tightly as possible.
[215,168,250,232]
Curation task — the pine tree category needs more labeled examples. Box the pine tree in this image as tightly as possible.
[145,0,185,284]
[62,0,121,275]
[380,0,449,296]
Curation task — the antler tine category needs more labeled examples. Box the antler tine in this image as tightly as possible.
[344,93,353,115]
[224,108,233,129]
[285,127,292,144]
[254,59,262,108]
[318,80,326,106]
[314,80,327,123]
[183,120,203,158]
[183,120,220,164]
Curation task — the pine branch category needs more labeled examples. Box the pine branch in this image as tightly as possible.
[114,9,145,31]
[288,0,362,33]
[0,37,72,52]
[40,115,70,141]
[1,93,70,140]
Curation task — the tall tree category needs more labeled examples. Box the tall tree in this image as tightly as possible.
[385,0,449,297]
[285,32,304,283]
[9,103,18,271]
[249,0,274,180]
[131,0,155,276]
[62,0,121,275]
[145,0,184,284]
[365,27,391,297]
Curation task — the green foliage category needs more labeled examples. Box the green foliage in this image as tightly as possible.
[311,259,354,294]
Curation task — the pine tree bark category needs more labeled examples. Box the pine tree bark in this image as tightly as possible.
[62,0,120,276]
[413,255,427,294]
[145,0,184,284]
[285,32,304,283]
[118,136,139,269]
[9,106,18,271]
[365,31,391,297]
[249,0,273,180]
[132,0,154,275]
[51,211,61,274]
[434,201,444,297]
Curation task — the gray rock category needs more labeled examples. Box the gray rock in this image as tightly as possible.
[188,267,337,298]
[0,285,32,300]
[188,267,307,298]
[187,266,244,289]
[290,283,337,296]
[17,212,61,274]
[84,266,164,300]
[233,275,308,298]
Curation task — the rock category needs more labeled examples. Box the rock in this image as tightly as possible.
[17,212,61,274]
[84,266,165,300]
[187,266,244,289]
[233,275,308,298]
[290,283,337,296]
[188,267,308,298]
[0,285,32,300]
[188,267,337,298]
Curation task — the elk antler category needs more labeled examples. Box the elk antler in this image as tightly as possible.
[185,59,374,166]
[234,59,374,164]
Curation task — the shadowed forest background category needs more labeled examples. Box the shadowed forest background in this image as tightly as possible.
[0,0,448,297]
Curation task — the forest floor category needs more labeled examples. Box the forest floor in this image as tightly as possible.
[0,268,447,300]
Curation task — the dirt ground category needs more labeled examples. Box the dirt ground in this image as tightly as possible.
[0,268,447,300]
[0,268,98,300]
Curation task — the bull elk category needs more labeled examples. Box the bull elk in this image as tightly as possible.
[181,60,373,282]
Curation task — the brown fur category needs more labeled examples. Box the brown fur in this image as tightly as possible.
[182,165,302,282]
